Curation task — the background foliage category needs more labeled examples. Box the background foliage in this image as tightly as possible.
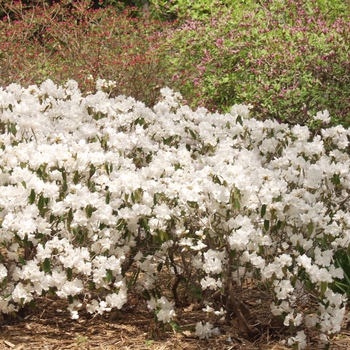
[0,0,349,123]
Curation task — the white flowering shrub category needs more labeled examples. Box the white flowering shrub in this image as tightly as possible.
[0,79,349,347]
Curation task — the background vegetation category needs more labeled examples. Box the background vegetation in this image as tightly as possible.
[1,0,349,126]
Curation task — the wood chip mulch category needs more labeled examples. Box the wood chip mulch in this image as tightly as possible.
[0,294,349,350]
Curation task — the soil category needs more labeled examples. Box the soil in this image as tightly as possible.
[0,293,349,350]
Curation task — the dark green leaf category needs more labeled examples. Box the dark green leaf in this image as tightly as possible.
[42,258,51,273]
[85,205,93,218]
[29,189,36,205]
[73,171,79,185]
[264,219,270,231]
[189,129,197,140]
[157,262,163,273]
[38,194,45,211]
[332,173,340,185]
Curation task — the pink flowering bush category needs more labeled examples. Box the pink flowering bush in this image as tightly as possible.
[162,0,350,126]
[0,1,176,106]
[0,79,349,348]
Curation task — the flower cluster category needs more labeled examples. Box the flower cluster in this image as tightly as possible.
[147,297,176,323]
[0,79,349,347]
[195,321,220,339]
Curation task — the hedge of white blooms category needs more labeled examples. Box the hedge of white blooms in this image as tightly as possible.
[0,79,349,348]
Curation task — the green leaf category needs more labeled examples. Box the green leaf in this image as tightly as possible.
[189,128,197,140]
[135,117,145,126]
[169,321,182,332]
[307,222,314,236]
[141,218,150,231]
[116,218,125,230]
[105,162,112,175]
[264,220,270,231]
[236,115,243,125]
[320,281,328,295]
[212,174,222,185]
[187,201,199,209]
[85,205,93,218]
[10,123,17,136]
[234,198,241,210]
[29,299,36,310]
[305,279,313,292]
[276,220,284,230]
[67,208,73,227]
[73,171,79,185]
[331,173,340,185]
[104,269,113,283]
[142,290,151,300]
[29,189,36,205]
[157,262,163,273]
[67,267,73,280]
[62,170,67,190]
[127,269,140,289]
[18,256,26,266]
[144,340,154,347]
[261,204,267,218]
[158,230,169,243]
[42,258,51,273]
[38,194,45,211]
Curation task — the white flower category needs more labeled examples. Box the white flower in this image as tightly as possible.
[157,307,176,323]
[200,276,222,290]
[314,110,330,124]
[0,264,7,281]
[195,322,220,339]
[304,164,324,189]
[203,249,225,274]
[12,282,33,304]
[288,331,307,350]
[274,279,294,300]
[230,104,250,118]
[106,284,127,309]
[296,255,312,270]
[147,297,176,323]
[56,279,84,298]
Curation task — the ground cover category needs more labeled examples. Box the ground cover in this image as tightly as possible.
[0,288,349,350]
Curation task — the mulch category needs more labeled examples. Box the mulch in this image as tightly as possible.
[0,292,349,350]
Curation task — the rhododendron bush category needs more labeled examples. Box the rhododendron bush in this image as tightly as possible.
[0,79,349,348]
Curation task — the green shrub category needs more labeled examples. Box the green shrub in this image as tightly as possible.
[162,0,350,126]
[149,0,244,21]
